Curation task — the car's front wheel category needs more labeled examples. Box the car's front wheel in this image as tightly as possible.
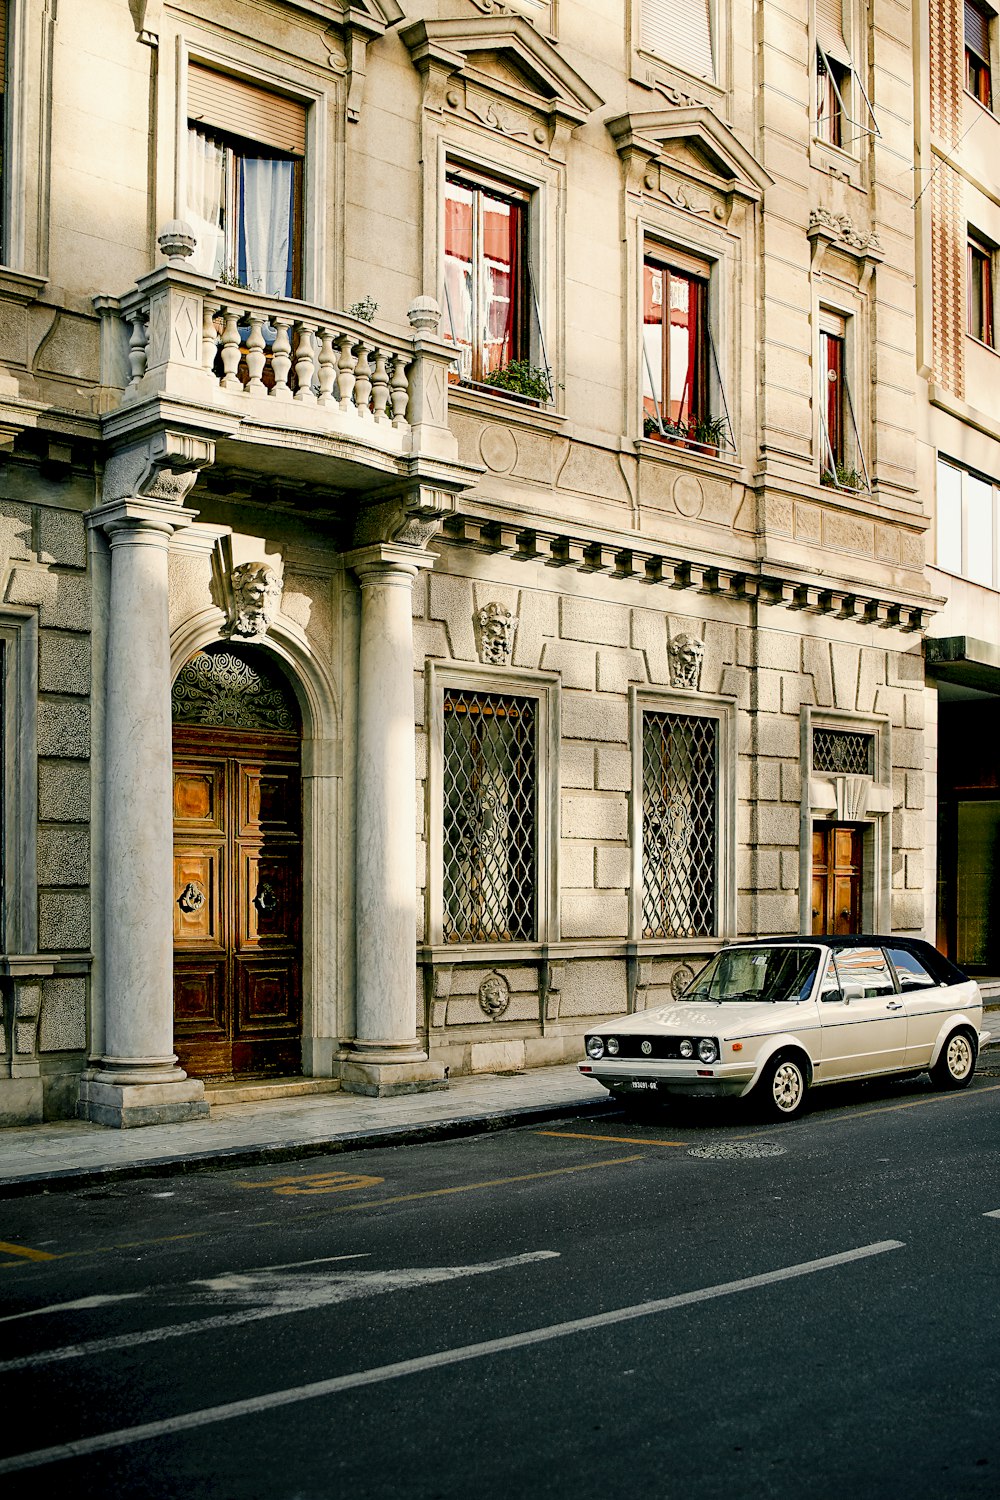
[755,1052,809,1121]
[930,1028,977,1090]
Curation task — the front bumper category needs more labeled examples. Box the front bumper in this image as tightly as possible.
[579,1058,757,1100]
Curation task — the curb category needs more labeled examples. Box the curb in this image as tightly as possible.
[0,1094,612,1199]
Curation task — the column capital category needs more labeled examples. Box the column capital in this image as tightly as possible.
[87,498,198,541]
[345,541,437,582]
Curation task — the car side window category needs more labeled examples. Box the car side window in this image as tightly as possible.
[819,955,842,999]
[884,947,937,992]
[833,946,894,998]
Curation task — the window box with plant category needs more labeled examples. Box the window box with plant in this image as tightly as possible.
[481,359,553,404]
[640,246,734,459]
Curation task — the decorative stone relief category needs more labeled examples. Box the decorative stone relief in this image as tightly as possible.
[476,602,518,665]
[834,775,870,821]
[352,486,457,550]
[807,208,883,256]
[670,963,696,1000]
[225,561,283,640]
[102,430,216,508]
[659,177,715,218]
[668,633,705,690]
[480,426,518,474]
[478,971,511,1018]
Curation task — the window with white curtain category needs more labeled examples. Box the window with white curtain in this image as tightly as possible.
[936,457,1000,588]
[185,64,306,298]
[640,0,715,83]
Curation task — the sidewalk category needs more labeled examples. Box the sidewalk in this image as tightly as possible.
[3,1002,998,1199]
[0,1064,607,1197]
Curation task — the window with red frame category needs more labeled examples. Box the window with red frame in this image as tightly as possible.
[966,0,994,110]
[820,314,846,472]
[642,251,709,439]
[968,234,995,346]
[816,50,850,147]
[443,172,529,385]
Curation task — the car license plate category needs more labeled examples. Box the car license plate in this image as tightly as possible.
[630,1081,657,1091]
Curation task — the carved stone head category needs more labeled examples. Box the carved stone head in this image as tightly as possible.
[668,632,705,690]
[476,602,518,666]
[226,562,282,639]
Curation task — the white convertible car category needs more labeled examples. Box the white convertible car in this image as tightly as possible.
[579,936,989,1120]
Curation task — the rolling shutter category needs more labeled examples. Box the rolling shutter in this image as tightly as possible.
[640,0,715,83]
[966,0,991,63]
[0,1,7,85]
[816,0,852,66]
[187,63,306,156]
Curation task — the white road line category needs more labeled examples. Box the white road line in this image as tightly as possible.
[984,1209,1000,1218]
[0,1239,904,1476]
[0,1250,560,1375]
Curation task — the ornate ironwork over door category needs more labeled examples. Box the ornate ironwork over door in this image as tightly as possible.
[171,645,303,1079]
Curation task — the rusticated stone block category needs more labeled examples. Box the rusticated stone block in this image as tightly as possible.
[562,792,628,840]
[561,744,595,788]
[753,715,799,759]
[830,643,861,709]
[560,891,628,938]
[560,596,629,647]
[563,693,629,743]
[801,638,833,707]
[37,700,90,758]
[39,977,87,1051]
[38,509,87,569]
[596,647,646,694]
[39,632,91,695]
[512,588,557,668]
[596,845,631,888]
[427,573,476,660]
[540,639,596,690]
[561,841,595,887]
[754,630,799,671]
[630,609,670,684]
[596,746,632,791]
[557,958,628,1015]
[752,801,800,845]
[37,827,89,886]
[38,891,90,950]
[38,760,90,822]
[0,502,33,564]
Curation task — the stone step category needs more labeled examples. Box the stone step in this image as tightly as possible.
[204,1077,342,1107]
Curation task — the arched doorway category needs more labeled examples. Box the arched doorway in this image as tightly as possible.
[171,642,303,1079]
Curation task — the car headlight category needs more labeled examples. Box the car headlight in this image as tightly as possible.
[679,1038,694,1059]
[586,1035,605,1060]
[606,1037,619,1056]
[697,1037,718,1064]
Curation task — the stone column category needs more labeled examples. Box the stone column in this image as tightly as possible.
[342,542,445,1096]
[78,498,209,1127]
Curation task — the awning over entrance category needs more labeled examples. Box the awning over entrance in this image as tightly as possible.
[925,635,1000,696]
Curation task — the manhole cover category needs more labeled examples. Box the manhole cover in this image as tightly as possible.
[687,1140,786,1160]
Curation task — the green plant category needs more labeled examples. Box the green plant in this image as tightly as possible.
[690,415,729,451]
[822,462,866,490]
[643,414,687,440]
[482,359,552,401]
[347,296,379,323]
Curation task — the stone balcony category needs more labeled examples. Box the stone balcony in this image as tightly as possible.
[93,223,471,504]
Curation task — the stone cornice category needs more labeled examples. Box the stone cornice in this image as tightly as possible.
[440,511,935,633]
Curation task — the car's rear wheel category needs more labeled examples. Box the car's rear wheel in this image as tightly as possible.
[930,1028,977,1090]
[755,1052,809,1121]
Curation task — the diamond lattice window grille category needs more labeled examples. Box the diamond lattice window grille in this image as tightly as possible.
[812,727,874,776]
[442,689,536,943]
[642,712,718,939]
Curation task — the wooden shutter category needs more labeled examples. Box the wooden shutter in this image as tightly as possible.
[641,0,715,82]
[816,0,852,65]
[187,64,306,156]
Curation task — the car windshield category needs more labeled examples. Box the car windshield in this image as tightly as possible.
[683,946,821,1004]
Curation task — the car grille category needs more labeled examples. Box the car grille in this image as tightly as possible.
[607,1035,699,1060]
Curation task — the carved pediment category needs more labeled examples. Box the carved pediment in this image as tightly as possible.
[401,16,603,128]
[607,108,772,204]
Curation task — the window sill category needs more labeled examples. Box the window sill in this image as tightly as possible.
[0,268,48,305]
[964,87,997,120]
[928,563,999,595]
[449,382,568,434]
[635,435,742,474]
[966,332,1000,357]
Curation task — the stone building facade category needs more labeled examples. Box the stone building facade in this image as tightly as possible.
[916,0,1000,978]
[0,0,935,1126]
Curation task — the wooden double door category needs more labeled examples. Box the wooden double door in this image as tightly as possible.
[172,724,303,1079]
[812,823,863,935]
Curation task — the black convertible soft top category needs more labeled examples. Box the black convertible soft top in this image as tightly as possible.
[737,934,969,989]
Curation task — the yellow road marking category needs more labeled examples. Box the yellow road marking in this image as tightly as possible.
[537,1130,685,1148]
[322,1153,647,1213]
[235,1171,384,1196]
[0,1241,58,1263]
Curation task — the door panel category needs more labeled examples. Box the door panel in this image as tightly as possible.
[818,944,906,1077]
[812,823,863,934]
[173,727,302,1079]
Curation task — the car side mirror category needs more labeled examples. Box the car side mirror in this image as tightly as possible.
[822,981,865,1004]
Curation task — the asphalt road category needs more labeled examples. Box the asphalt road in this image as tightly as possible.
[1,1070,999,1499]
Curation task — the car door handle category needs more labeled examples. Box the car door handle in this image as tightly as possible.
[886,1001,904,1011]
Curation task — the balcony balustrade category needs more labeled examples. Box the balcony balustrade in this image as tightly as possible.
[94,223,459,476]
